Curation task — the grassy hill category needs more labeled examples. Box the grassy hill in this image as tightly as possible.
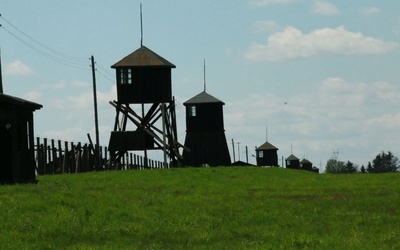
[0,167,399,249]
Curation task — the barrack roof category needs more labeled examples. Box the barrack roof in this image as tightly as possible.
[0,93,42,110]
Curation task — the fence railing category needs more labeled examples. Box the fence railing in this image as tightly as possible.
[35,137,169,175]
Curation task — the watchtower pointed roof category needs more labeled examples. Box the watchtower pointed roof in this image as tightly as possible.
[301,158,312,164]
[286,154,299,161]
[111,46,176,68]
[256,141,278,151]
[184,91,224,105]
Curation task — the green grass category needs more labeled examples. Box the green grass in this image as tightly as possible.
[0,167,399,249]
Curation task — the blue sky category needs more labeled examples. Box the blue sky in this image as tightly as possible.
[1,0,400,170]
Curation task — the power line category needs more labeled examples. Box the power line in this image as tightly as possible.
[96,68,114,83]
[96,63,114,78]
[1,24,88,70]
[0,15,89,69]
[0,14,87,63]
[95,62,116,83]
[0,14,117,84]
[2,26,87,69]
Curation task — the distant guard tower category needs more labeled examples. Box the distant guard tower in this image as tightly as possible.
[286,154,300,169]
[255,141,279,167]
[183,90,231,166]
[108,45,184,167]
[300,158,313,171]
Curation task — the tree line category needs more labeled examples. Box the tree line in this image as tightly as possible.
[325,151,399,174]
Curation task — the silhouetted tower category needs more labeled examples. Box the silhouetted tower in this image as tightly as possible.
[108,46,185,167]
[183,91,231,166]
[300,158,313,171]
[286,154,300,169]
[255,141,279,166]
[0,49,3,94]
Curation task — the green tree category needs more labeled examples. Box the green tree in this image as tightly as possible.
[370,151,399,173]
[325,159,346,173]
[345,161,358,173]
[360,165,366,173]
[367,162,372,173]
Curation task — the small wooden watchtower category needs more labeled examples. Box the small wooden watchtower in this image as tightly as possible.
[286,154,300,169]
[255,141,279,167]
[182,91,231,166]
[300,158,313,171]
[108,45,184,167]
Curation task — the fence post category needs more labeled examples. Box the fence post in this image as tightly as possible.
[83,144,89,172]
[122,153,126,170]
[51,139,56,174]
[133,154,137,170]
[47,145,52,174]
[36,137,43,175]
[99,146,103,171]
[34,137,164,174]
[43,138,48,174]
[75,143,81,173]
[129,153,133,170]
[104,147,109,170]
[63,141,69,173]
[57,140,62,173]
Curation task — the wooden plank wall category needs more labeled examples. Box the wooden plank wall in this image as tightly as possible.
[35,137,168,175]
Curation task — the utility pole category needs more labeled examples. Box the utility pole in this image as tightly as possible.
[245,146,248,163]
[231,139,236,162]
[0,49,3,94]
[237,141,241,161]
[161,103,167,168]
[91,55,100,170]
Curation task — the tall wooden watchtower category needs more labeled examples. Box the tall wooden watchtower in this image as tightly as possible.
[182,91,231,166]
[108,45,184,167]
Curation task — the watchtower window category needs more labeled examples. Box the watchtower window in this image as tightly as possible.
[188,106,196,117]
[119,68,132,84]
[258,151,264,158]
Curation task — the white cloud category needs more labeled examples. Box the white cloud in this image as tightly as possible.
[23,91,43,103]
[312,1,339,16]
[49,80,88,89]
[249,0,301,6]
[361,7,381,16]
[245,26,398,61]
[48,85,116,111]
[366,113,400,130]
[71,80,88,88]
[37,85,117,143]
[252,20,279,34]
[4,60,34,75]
[53,81,67,89]
[42,127,87,143]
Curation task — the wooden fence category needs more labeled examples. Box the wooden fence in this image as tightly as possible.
[35,137,169,175]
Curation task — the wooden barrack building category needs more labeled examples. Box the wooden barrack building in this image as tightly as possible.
[0,93,42,184]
